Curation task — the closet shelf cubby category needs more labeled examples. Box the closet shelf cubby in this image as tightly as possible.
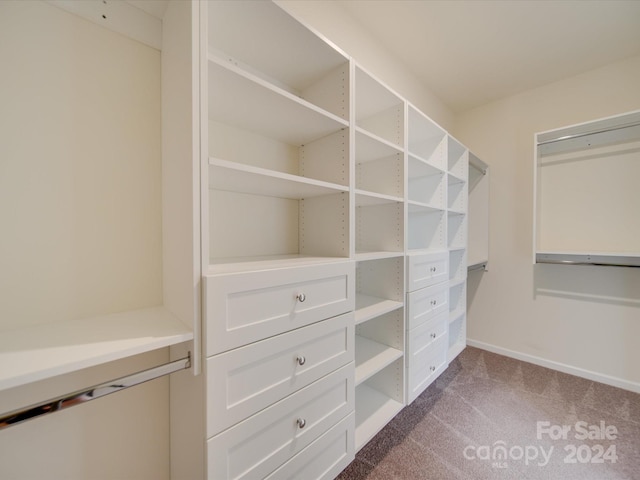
[355,295,404,326]
[208,58,347,147]
[355,336,403,386]
[0,307,192,391]
[355,382,404,449]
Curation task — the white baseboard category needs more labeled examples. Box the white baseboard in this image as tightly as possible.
[466,338,640,394]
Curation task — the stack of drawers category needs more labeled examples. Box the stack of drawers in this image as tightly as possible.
[203,261,356,479]
[405,251,450,404]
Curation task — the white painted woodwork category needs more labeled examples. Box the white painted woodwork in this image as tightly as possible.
[264,413,355,480]
[406,283,449,330]
[354,383,403,450]
[468,154,490,268]
[206,364,354,480]
[406,333,448,404]
[206,313,353,436]
[406,251,449,291]
[0,307,191,391]
[354,335,404,385]
[204,261,353,355]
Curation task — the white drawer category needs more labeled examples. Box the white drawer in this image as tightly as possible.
[406,251,448,291]
[406,310,448,356]
[406,282,449,330]
[207,312,354,436]
[205,261,355,355]
[207,363,354,480]
[406,333,447,404]
[265,413,355,480]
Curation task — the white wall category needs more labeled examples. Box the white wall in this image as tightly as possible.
[0,2,169,478]
[455,55,640,391]
[276,0,455,131]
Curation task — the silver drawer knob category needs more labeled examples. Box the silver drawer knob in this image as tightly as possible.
[430,333,437,339]
[296,293,306,302]
[430,365,436,372]
[296,418,306,429]
[296,355,306,366]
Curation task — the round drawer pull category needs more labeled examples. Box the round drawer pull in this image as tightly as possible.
[430,333,437,339]
[296,418,306,429]
[296,355,306,366]
[430,365,436,372]
[296,293,306,303]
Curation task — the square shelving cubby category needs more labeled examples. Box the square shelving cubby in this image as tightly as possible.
[408,105,446,171]
[208,0,349,121]
[449,248,467,284]
[447,136,468,182]
[355,195,404,258]
[355,66,404,149]
[448,313,467,361]
[355,129,404,200]
[447,175,467,214]
[407,207,446,252]
[355,257,404,325]
[449,280,467,324]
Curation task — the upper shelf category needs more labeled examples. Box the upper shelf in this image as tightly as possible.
[209,157,348,199]
[0,307,193,392]
[208,0,348,97]
[208,57,347,146]
[535,252,640,268]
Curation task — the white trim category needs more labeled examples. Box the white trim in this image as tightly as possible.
[467,339,640,394]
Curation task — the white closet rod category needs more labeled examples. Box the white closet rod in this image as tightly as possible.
[537,120,640,146]
[0,354,191,430]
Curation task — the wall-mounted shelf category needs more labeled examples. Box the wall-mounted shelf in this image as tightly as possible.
[0,307,192,392]
[535,252,640,268]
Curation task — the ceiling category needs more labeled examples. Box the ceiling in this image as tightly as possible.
[339,0,640,113]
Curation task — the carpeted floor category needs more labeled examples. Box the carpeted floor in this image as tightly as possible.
[338,346,640,479]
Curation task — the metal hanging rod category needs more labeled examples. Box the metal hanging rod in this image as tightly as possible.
[537,120,640,146]
[0,354,191,430]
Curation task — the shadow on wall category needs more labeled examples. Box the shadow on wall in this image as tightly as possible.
[533,263,640,308]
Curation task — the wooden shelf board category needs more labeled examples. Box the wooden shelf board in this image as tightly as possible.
[355,294,403,325]
[207,255,350,275]
[355,190,403,206]
[208,57,347,146]
[354,251,404,262]
[355,336,403,386]
[355,127,403,163]
[209,157,348,199]
[407,200,445,214]
[0,307,193,392]
[408,153,444,178]
[355,383,403,451]
[449,307,466,325]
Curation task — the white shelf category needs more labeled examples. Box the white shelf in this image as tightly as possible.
[355,190,403,206]
[355,294,403,325]
[355,336,403,385]
[0,307,193,392]
[448,340,466,362]
[208,57,347,146]
[449,277,466,289]
[209,157,348,199]
[355,127,403,163]
[449,306,466,325]
[206,255,350,275]
[354,251,404,262]
[408,153,445,178]
[535,251,640,267]
[355,383,403,451]
[408,200,445,214]
[447,170,466,184]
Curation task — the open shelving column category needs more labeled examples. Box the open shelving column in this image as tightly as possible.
[353,66,406,451]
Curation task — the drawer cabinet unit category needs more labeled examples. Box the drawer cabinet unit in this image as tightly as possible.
[407,333,448,403]
[207,364,354,480]
[406,250,449,291]
[204,261,355,355]
[406,282,449,330]
[207,313,354,436]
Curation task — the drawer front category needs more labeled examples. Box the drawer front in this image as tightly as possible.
[207,313,354,436]
[207,363,354,480]
[205,261,355,355]
[265,413,355,480]
[406,334,448,403]
[407,310,448,356]
[406,282,449,330]
[407,251,448,291]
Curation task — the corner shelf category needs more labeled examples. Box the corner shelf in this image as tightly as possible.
[0,307,192,392]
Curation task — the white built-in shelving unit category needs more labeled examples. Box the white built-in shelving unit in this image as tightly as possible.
[2,2,490,478]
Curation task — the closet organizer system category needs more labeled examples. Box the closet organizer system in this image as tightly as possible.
[0,1,490,478]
